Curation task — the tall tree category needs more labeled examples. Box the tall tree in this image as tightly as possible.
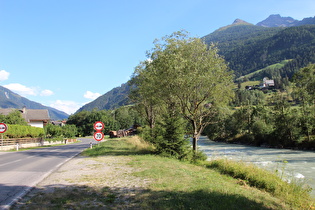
[131,31,234,152]
[293,63,315,105]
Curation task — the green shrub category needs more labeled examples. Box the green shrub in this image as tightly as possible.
[5,124,44,138]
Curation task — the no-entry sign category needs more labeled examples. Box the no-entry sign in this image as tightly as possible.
[94,121,105,131]
[0,123,7,133]
[93,131,104,141]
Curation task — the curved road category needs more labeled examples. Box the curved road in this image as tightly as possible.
[0,138,96,210]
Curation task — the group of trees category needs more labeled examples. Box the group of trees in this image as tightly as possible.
[66,107,142,137]
[127,30,315,160]
[44,123,77,140]
[129,31,234,160]
[206,64,315,149]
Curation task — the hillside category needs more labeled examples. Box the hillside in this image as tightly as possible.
[0,85,69,120]
[75,83,131,113]
[203,24,315,78]
[77,15,315,112]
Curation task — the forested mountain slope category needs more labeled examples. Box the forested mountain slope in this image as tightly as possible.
[203,24,315,78]
[75,83,131,113]
[77,15,315,112]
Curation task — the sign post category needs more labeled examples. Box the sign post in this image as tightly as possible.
[93,121,104,141]
[0,123,7,150]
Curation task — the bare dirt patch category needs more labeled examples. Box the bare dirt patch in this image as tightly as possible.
[13,155,151,209]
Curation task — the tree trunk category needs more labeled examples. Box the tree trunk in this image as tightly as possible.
[192,136,198,152]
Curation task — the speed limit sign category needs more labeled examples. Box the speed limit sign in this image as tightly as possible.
[93,131,104,141]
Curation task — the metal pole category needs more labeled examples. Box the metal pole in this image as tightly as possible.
[1,134,3,151]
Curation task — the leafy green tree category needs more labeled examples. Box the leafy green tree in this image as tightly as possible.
[131,31,234,152]
[62,124,78,138]
[272,96,302,147]
[293,63,315,105]
[45,123,63,138]
[0,110,28,125]
[113,106,135,129]
[67,109,123,136]
[292,63,315,141]
[154,111,191,159]
[130,61,162,129]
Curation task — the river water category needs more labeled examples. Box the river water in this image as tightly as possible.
[197,136,315,197]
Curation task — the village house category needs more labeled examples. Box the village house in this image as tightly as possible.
[260,77,275,88]
[0,107,50,128]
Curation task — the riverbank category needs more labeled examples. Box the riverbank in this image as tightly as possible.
[13,137,314,209]
[198,136,315,197]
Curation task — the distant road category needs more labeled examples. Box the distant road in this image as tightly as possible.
[0,138,96,210]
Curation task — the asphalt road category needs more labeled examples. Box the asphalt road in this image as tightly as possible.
[0,138,96,210]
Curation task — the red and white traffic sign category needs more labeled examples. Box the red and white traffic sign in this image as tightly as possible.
[94,121,105,131]
[0,123,7,133]
[93,131,104,141]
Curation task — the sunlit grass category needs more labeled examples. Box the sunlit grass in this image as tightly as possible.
[205,159,313,209]
[21,136,315,209]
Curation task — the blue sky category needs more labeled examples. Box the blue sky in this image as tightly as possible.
[0,0,314,115]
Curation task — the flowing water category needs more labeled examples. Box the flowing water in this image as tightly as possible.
[198,136,315,197]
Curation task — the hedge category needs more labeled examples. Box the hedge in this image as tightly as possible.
[4,124,45,138]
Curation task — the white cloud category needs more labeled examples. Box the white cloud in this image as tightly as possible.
[84,91,101,100]
[40,89,54,96]
[0,70,10,81]
[4,83,37,96]
[50,100,81,115]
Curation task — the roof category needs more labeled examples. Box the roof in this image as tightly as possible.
[0,108,50,122]
[22,109,50,122]
[0,108,16,116]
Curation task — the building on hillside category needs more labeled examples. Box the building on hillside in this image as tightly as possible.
[261,77,275,88]
[0,107,50,128]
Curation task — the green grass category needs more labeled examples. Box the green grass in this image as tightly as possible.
[236,59,291,81]
[22,136,315,209]
[24,186,117,209]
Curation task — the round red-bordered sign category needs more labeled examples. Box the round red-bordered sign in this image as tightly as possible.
[94,121,105,131]
[93,131,104,141]
[0,123,7,133]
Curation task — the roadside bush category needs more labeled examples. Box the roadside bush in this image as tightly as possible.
[5,124,44,138]
[45,123,78,139]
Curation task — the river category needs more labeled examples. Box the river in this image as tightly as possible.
[198,136,315,197]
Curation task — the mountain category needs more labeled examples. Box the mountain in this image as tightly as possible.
[257,14,315,27]
[203,21,315,78]
[76,15,315,112]
[75,83,131,113]
[0,85,69,120]
[256,14,298,27]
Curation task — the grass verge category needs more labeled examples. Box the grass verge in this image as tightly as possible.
[21,136,314,209]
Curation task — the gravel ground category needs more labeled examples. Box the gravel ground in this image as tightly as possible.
[13,155,151,209]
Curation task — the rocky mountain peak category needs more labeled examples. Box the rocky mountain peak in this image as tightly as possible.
[256,14,298,27]
[232,19,249,25]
